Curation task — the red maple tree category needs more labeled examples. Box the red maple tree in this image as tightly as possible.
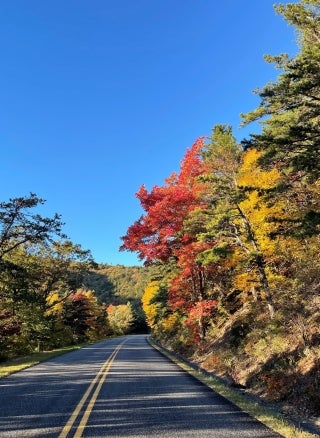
[121,137,217,340]
[120,137,206,264]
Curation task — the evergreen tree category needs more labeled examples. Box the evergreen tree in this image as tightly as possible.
[241,1,320,239]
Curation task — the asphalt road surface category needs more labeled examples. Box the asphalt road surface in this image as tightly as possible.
[0,334,281,437]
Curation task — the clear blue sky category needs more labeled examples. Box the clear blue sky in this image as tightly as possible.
[0,1,298,266]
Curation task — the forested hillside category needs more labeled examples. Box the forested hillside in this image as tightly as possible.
[83,264,149,304]
[83,264,151,332]
[121,0,320,417]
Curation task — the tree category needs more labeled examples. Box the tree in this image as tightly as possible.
[241,1,320,237]
[0,193,65,261]
[0,248,52,354]
[107,303,134,335]
[168,241,217,341]
[34,240,93,309]
[242,1,320,176]
[79,289,110,341]
[198,126,276,318]
[120,138,206,264]
[142,280,169,330]
[61,291,92,342]
[121,138,219,340]
[0,309,21,360]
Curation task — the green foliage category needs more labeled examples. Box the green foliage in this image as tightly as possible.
[242,1,320,185]
[83,263,151,332]
[0,193,65,260]
[84,264,150,302]
[0,193,149,359]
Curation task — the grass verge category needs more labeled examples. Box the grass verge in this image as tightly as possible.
[0,345,83,378]
[148,337,318,438]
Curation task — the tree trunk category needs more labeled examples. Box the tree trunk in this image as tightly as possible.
[255,254,275,319]
[237,205,275,319]
[197,267,206,340]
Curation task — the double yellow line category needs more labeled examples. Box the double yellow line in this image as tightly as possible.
[59,341,125,438]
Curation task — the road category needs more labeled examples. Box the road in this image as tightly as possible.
[0,334,281,437]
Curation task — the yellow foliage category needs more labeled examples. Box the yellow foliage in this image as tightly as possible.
[161,313,180,332]
[107,303,134,335]
[238,149,280,190]
[45,293,64,315]
[233,272,257,291]
[239,192,281,253]
[236,148,287,255]
[81,289,99,307]
[142,281,161,328]
[46,288,99,317]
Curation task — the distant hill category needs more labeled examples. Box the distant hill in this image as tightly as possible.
[83,263,151,332]
[83,264,150,304]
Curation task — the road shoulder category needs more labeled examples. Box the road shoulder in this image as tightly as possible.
[148,336,320,438]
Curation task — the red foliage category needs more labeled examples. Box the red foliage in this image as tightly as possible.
[168,241,213,312]
[120,137,207,264]
[186,300,218,322]
[178,137,206,186]
[120,137,217,341]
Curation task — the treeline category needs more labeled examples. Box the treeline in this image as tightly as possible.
[0,194,149,360]
[121,1,320,415]
[83,264,151,332]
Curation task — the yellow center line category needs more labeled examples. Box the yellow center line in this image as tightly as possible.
[73,344,122,437]
[59,341,125,438]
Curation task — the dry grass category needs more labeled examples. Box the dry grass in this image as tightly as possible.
[0,345,82,378]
